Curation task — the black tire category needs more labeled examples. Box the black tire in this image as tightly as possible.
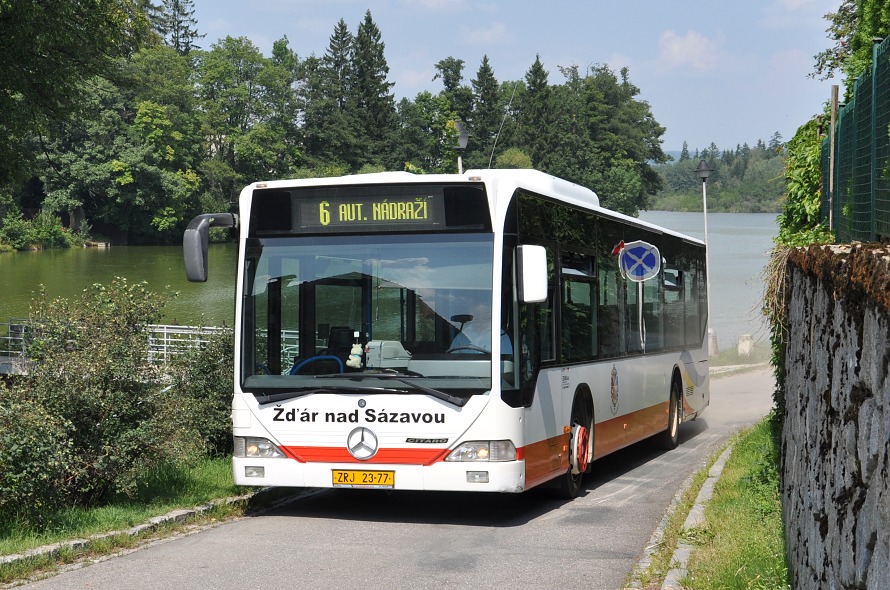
[657,378,682,450]
[555,396,592,499]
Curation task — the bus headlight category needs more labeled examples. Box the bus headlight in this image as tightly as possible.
[445,440,516,462]
[234,436,285,458]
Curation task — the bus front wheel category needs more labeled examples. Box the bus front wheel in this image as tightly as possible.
[556,395,592,499]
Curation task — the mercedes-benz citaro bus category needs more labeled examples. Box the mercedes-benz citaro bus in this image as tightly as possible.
[183,169,709,499]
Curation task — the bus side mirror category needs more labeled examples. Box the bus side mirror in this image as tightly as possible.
[517,245,548,303]
[184,213,238,282]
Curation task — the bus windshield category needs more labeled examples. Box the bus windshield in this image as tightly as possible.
[241,232,502,398]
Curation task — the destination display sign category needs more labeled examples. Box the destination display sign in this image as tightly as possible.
[249,184,491,236]
[298,194,443,232]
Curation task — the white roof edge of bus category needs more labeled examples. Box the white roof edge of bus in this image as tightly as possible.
[245,169,704,245]
[464,169,703,245]
[464,168,599,208]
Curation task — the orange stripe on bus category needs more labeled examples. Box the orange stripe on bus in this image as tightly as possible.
[522,433,570,488]
[593,401,670,459]
[281,446,449,465]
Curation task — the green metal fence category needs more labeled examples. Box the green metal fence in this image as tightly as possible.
[822,37,890,242]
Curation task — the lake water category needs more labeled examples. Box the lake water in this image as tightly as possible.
[0,212,777,350]
[0,244,238,326]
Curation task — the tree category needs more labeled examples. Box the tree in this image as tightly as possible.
[811,0,890,86]
[302,20,360,168]
[194,36,268,204]
[767,131,784,157]
[235,36,303,181]
[155,0,205,55]
[546,64,596,184]
[468,55,502,168]
[679,141,691,162]
[434,57,473,123]
[579,65,666,214]
[0,0,152,187]
[350,10,397,168]
[518,55,557,169]
[394,92,459,173]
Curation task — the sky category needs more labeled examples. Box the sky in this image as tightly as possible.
[191,0,842,153]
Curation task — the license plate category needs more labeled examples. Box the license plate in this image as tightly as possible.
[332,469,395,488]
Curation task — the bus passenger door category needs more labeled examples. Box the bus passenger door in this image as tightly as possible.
[516,243,564,484]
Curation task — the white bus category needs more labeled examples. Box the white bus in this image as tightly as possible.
[184,169,709,498]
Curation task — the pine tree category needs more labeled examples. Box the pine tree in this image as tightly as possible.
[679,141,691,162]
[325,19,353,110]
[302,19,360,167]
[350,10,396,168]
[518,55,555,168]
[767,131,784,157]
[469,55,502,168]
[157,0,205,55]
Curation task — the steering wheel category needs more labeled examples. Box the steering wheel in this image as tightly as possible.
[289,355,345,375]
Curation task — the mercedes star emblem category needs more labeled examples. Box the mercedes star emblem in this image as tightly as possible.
[347,427,379,460]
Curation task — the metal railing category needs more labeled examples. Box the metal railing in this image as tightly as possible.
[146,324,229,365]
[1,319,301,372]
[0,319,28,358]
[1,320,232,368]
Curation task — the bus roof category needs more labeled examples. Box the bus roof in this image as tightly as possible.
[245,169,703,246]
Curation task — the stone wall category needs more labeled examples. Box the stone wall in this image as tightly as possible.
[782,244,890,590]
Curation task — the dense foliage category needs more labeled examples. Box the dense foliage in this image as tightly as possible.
[0,1,669,248]
[651,136,787,212]
[768,0,889,417]
[0,279,233,526]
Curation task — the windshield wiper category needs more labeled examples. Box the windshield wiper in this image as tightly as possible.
[299,373,470,407]
[257,387,339,405]
[387,376,468,407]
[256,380,468,408]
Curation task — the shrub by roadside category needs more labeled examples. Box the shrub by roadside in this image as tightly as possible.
[0,278,234,528]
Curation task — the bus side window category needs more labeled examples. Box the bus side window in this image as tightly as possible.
[561,252,596,362]
[663,265,685,349]
[642,271,664,352]
[683,260,707,348]
[597,259,623,357]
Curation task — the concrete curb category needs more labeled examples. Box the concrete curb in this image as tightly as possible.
[0,492,258,567]
[660,444,734,590]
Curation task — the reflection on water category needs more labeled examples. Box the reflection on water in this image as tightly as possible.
[1,212,777,350]
[639,211,777,351]
[0,243,237,326]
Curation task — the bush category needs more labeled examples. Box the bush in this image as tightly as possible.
[0,387,74,526]
[29,211,70,249]
[167,328,235,457]
[11,279,205,505]
[0,211,73,250]
[0,212,33,250]
[0,279,237,519]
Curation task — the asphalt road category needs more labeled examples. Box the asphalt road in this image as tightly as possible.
[20,366,775,590]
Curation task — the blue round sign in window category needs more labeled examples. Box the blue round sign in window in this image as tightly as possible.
[619,240,661,282]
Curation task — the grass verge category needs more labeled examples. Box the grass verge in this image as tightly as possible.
[683,415,788,589]
[629,461,714,589]
[0,458,249,584]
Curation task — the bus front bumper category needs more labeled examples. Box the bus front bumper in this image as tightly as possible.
[232,456,527,493]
